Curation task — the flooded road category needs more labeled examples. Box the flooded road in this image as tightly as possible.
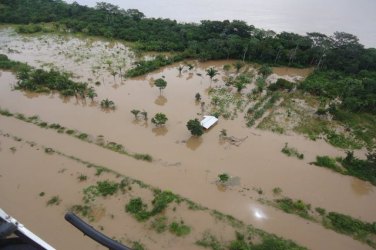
[1,29,376,249]
[65,0,376,47]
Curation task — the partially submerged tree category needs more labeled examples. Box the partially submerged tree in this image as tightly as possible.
[131,109,140,119]
[100,98,115,109]
[154,78,167,95]
[151,113,168,126]
[141,111,148,120]
[177,65,184,75]
[206,67,219,81]
[195,93,201,102]
[87,87,97,101]
[186,119,204,137]
[218,173,230,183]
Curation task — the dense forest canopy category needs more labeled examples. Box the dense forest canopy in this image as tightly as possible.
[0,0,375,113]
[1,0,376,73]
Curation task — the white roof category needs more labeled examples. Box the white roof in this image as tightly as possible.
[200,116,218,129]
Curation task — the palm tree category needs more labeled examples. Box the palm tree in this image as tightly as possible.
[87,87,97,101]
[206,67,218,81]
[131,109,140,119]
[100,98,115,110]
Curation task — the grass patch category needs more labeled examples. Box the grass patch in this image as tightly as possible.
[151,216,168,233]
[169,221,191,236]
[324,212,376,247]
[131,241,145,250]
[274,198,313,220]
[78,174,87,181]
[133,153,153,162]
[83,180,119,203]
[125,191,178,221]
[196,232,224,250]
[313,152,376,186]
[281,143,304,159]
[47,196,61,206]
[313,156,344,173]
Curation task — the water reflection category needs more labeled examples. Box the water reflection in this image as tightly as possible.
[251,206,267,220]
[185,136,203,151]
[351,178,373,196]
[186,73,194,81]
[154,95,167,106]
[152,126,168,136]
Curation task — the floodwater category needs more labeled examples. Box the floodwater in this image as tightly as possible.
[65,0,376,48]
[1,29,376,250]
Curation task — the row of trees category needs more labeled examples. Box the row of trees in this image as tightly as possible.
[1,1,376,73]
[0,54,96,98]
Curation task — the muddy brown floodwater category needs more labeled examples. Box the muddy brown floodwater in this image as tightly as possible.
[0,28,375,250]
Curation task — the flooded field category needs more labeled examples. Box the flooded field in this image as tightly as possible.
[0,28,375,250]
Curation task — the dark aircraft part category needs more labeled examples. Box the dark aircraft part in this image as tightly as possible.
[64,212,131,250]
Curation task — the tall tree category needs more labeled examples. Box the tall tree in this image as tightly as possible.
[154,78,167,95]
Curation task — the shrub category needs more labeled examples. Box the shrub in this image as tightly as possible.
[169,221,191,236]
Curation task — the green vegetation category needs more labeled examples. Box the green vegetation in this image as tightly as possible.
[17,67,92,97]
[281,143,304,159]
[39,192,45,197]
[0,109,153,162]
[4,132,307,250]
[0,54,26,71]
[208,85,247,119]
[259,65,273,77]
[78,174,87,182]
[196,232,224,250]
[195,93,201,101]
[206,67,219,81]
[100,99,115,110]
[46,196,61,206]
[268,78,295,92]
[0,55,95,98]
[125,191,178,221]
[300,70,376,114]
[324,212,376,244]
[83,180,119,203]
[272,187,283,195]
[218,173,230,183]
[131,241,145,250]
[4,1,374,75]
[315,207,326,216]
[169,221,191,236]
[274,198,312,220]
[151,216,168,233]
[227,231,306,250]
[246,92,280,127]
[131,109,140,119]
[126,55,184,77]
[313,156,343,173]
[151,113,168,126]
[313,151,376,186]
[186,119,204,136]
[154,78,167,95]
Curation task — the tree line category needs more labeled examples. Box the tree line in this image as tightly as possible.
[1,0,376,73]
[0,0,375,114]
